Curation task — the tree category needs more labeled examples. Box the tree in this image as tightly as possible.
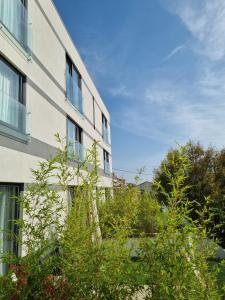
[153,141,225,247]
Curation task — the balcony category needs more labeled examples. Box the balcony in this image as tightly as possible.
[103,125,110,144]
[67,141,84,162]
[0,91,31,142]
[0,0,32,55]
[104,161,111,175]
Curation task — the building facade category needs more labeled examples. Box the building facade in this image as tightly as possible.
[0,0,112,274]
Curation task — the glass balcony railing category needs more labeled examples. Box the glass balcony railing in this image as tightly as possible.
[66,75,84,115]
[104,161,111,175]
[103,125,110,144]
[75,142,84,161]
[76,87,83,115]
[0,0,32,55]
[67,141,84,162]
[0,90,31,140]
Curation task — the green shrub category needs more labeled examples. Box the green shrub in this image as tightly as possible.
[0,140,224,299]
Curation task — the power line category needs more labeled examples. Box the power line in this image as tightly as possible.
[112,167,153,176]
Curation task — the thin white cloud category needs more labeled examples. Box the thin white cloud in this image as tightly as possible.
[80,47,107,80]
[163,44,186,61]
[145,80,181,106]
[113,66,225,149]
[164,0,225,61]
[110,0,225,149]
[79,0,225,153]
[107,85,132,98]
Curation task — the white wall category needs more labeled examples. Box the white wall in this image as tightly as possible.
[0,0,112,187]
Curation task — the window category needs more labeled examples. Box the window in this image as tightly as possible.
[0,0,30,53]
[0,56,29,140]
[102,114,110,144]
[0,184,21,276]
[66,55,83,114]
[67,118,84,161]
[103,149,110,174]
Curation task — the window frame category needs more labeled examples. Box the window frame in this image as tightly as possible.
[68,118,83,144]
[67,117,83,161]
[103,149,110,174]
[0,0,29,53]
[66,54,82,104]
[0,55,25,106]
[0,55,28,138]
[21,0,27,8]
[0,183,23,275]
[102,113,110,144]
[20,0,28,49]
[103,149,109,163]
[102,114,108,129]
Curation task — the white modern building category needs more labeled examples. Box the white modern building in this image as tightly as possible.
[0,0,112,274]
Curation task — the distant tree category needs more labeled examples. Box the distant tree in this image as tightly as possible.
[153,142,225,247]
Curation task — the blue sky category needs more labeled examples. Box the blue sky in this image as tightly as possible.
[54,0,225,182]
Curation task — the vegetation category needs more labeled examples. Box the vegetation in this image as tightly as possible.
[154,141,225,248]
[0,138,224,299]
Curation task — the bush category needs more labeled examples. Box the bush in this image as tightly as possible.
[0,139,224,299]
